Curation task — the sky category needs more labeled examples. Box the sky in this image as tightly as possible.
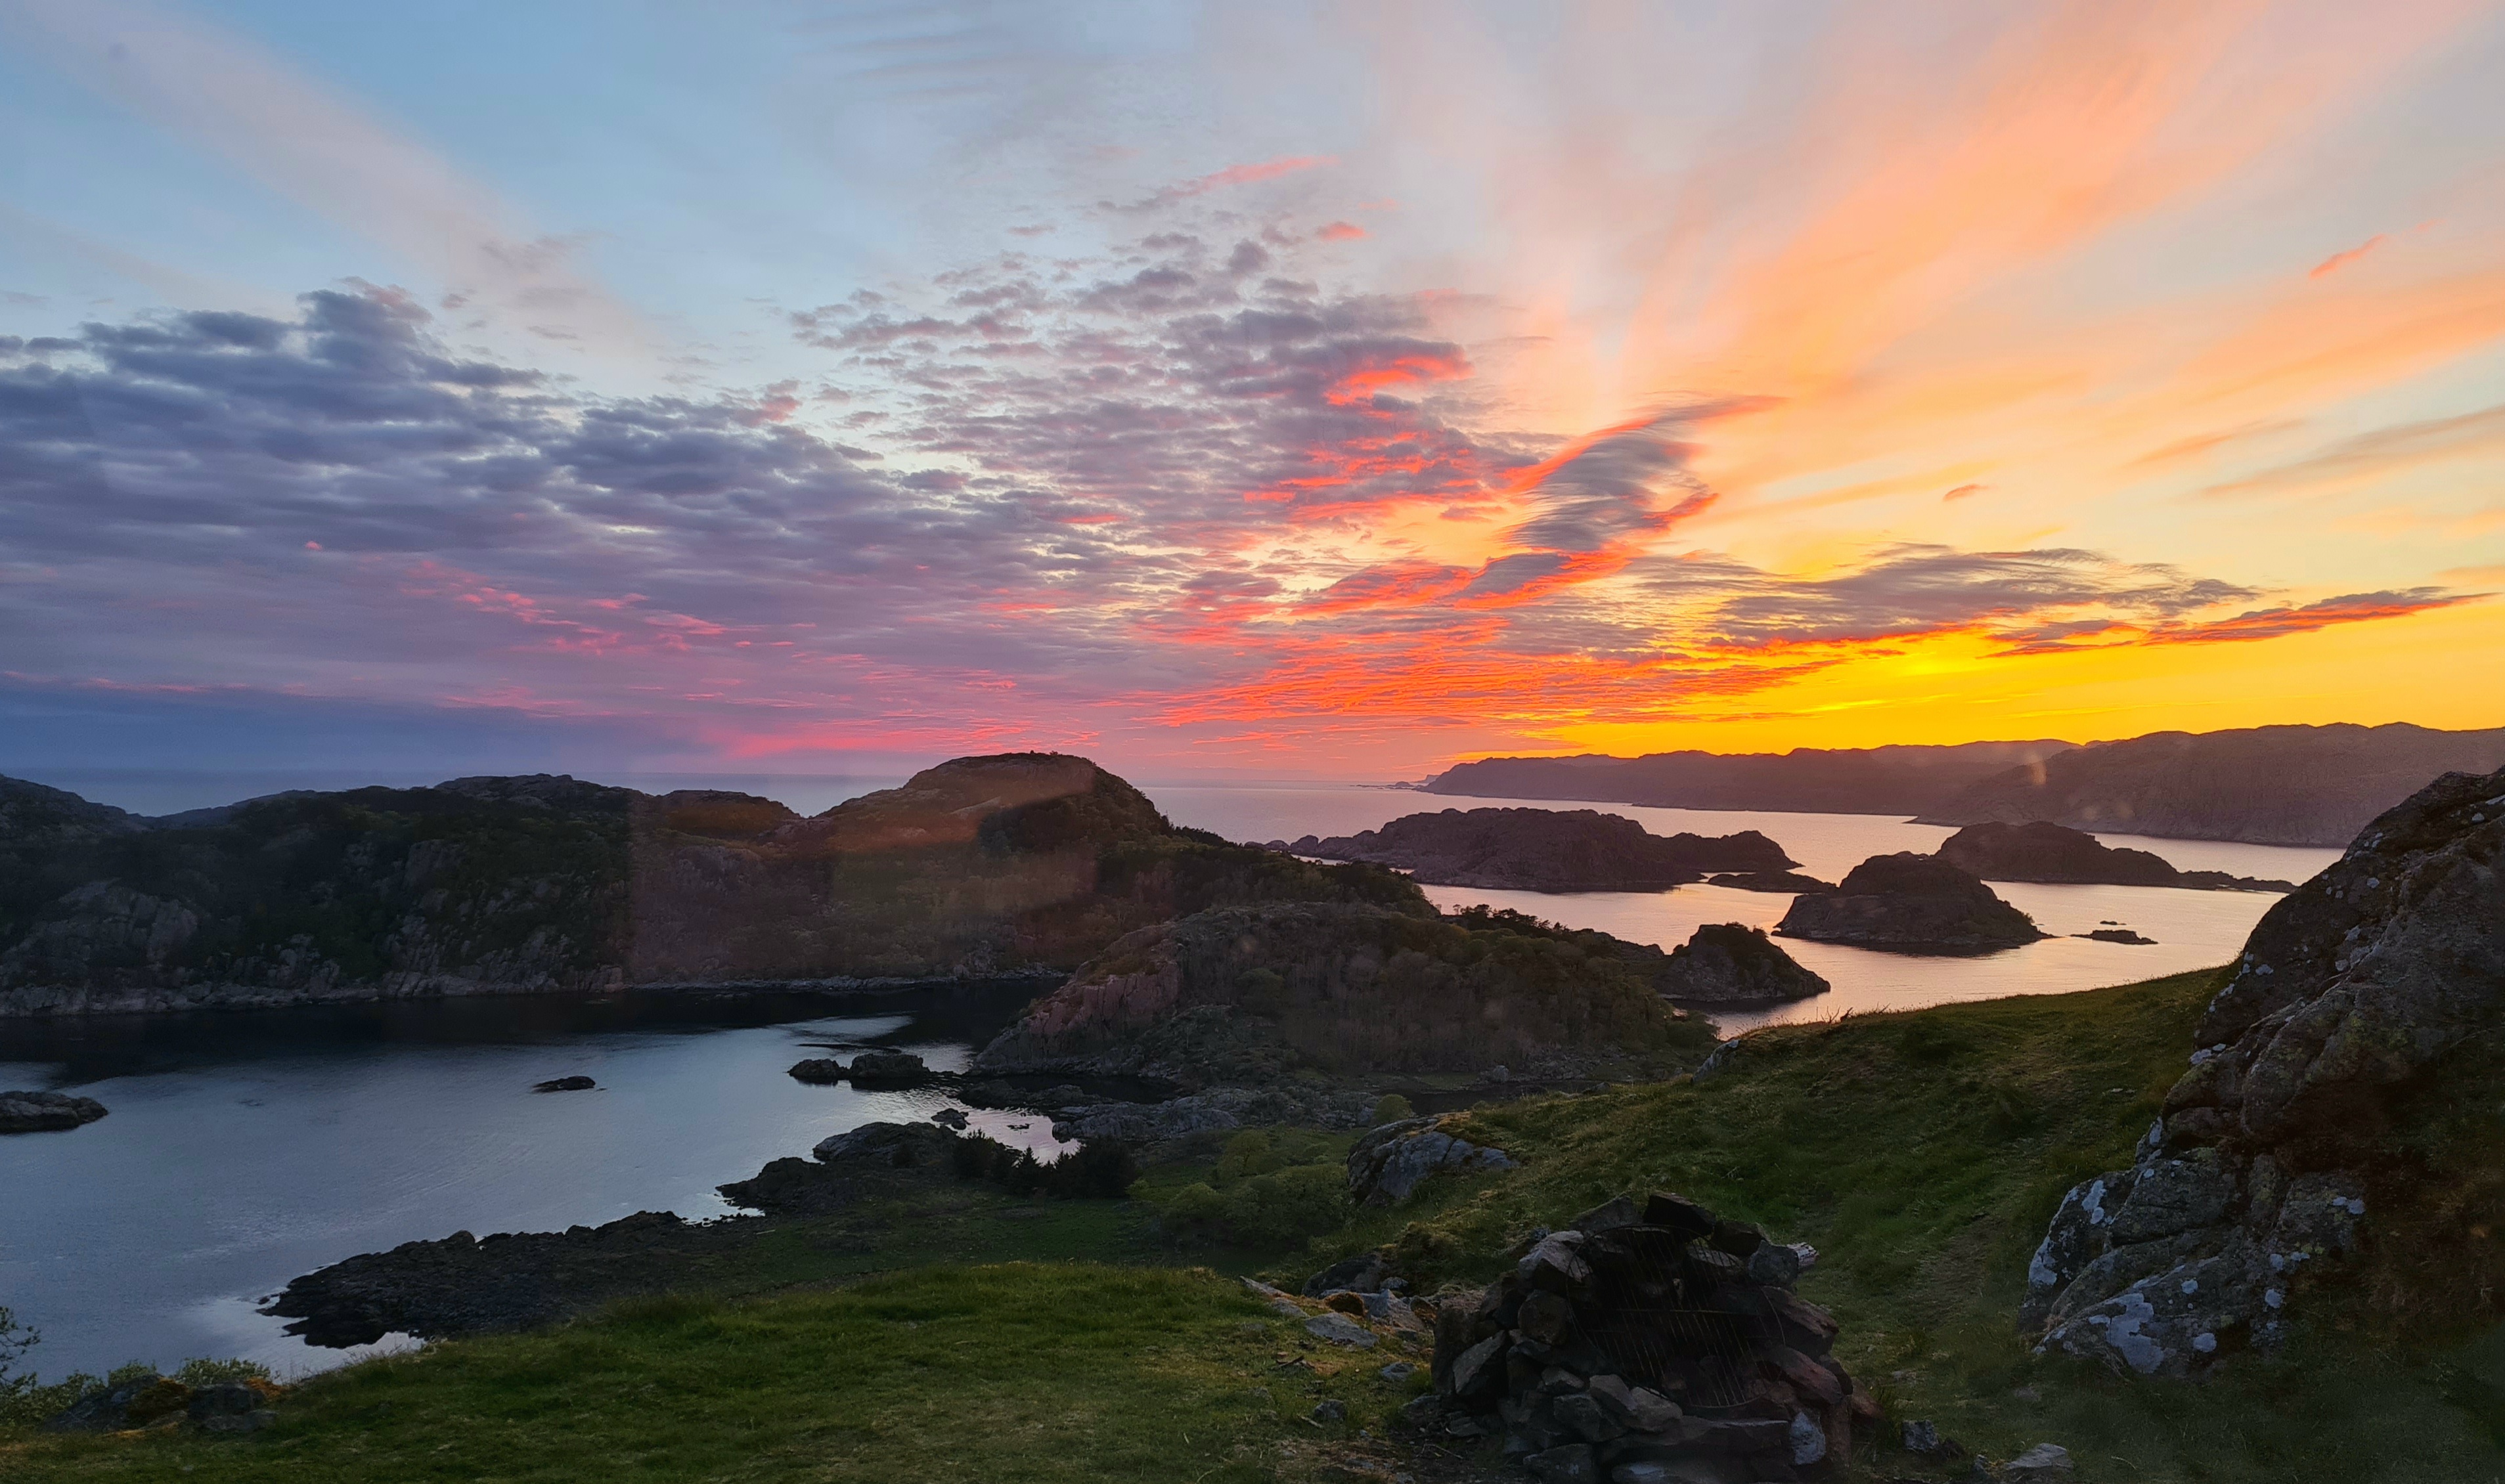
[3,0,2503,783]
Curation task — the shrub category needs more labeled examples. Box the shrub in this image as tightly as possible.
[1370,1094,1415,1124]
[1215,1131,1282,1183]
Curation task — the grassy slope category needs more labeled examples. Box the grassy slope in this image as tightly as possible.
[14,969,2504,1481]
[1300,968,2505,1481]
[2,1267,1425,1483]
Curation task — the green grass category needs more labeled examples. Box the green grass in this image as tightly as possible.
[1,1265,1430,1483]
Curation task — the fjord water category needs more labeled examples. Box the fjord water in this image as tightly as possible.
[0,988,1066,1378]
[0,772,2336,1379]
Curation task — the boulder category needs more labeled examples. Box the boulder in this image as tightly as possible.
[2021,764,2505,1372]
[44,1374,164,1431]
[0,1089,108,1134]
[1304,1311,1377,1347]
[2005,1442,2076,1479]
[1775,853,2044,953]
[1346,1117,1519,1206]
[1303,1251,1388,1297]
[844,1051,932,1088]
[787,1058,846,1085]
[1656,925,1829,1007]
[810,1121,958,1167]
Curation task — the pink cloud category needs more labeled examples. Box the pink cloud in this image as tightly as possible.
[2308,234,2388,279]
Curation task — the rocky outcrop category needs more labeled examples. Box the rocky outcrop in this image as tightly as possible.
[0,1089,108,1133]
[0,754,1430,1015]
[2021,764,2505,1375]
[1277,808,1792,892]
[1706,871,1836,894]
[1346,1118,1520,1205]
[1775,854,2045,954]
[1419,1190,1874,1478]
[1657,925,1829,1006]
[971,901,1706,1087]
[1936,821,2290,891]
[1920,722,2505,846]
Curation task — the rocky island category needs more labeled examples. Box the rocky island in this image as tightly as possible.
[1657,923,1831,1004]
[1274,806,1793,892]
[1775,852,2045,953]
[1936,820,2292,890]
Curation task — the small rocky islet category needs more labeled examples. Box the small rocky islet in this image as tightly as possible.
[1274,806,1795,892]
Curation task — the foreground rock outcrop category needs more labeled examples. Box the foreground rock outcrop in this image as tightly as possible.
[1278,808,1793,892]
[2022,764,2505,1375]
[1421,1190,1873,1480]
[0,1088,108,1133]
[1,754,1425,1015]
[1346,1117,1519,1206]
[1776,854,2045,954]
[1936,821,2292,892]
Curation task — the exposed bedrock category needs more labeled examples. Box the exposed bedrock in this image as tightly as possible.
[2022,764,2505,1376]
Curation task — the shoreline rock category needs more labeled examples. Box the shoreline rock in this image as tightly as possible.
[0,1088,108,1133]
[1658,924,1829,1005]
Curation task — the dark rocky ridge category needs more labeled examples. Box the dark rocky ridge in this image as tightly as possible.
[1277,807,1793,892]
[1775,854,2045,954]
[2022,763,2505,1376]
[0,754,1425,1016]
[1936,821,2292,892]
[1920,722,2505,846]
[971,900,1719,1087]
[1427,739,2072,816]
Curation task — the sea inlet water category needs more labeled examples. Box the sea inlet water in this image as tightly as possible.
[0,772,2338,1380]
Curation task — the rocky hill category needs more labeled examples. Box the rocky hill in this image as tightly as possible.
[1275,807,1792,891]
[1426,739,2072,814]
[1776,853,2045,954]
[971,900,1718,1086]
[0,755,1426,1015]
[2023,762,2505,1377]
[1918,722,2505,846]
[1936,821,2293,891]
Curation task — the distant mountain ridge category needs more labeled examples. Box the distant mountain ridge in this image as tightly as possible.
[1426,723,2505,846]
[1428,739,2073,816]
[1915,723,2505,846]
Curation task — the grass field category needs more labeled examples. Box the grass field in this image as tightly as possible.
[11,968,2505,1481]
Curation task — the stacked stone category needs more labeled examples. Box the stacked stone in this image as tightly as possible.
[1429,1191,1873,1483]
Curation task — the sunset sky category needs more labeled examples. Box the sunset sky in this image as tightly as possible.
[4,0,2502,779]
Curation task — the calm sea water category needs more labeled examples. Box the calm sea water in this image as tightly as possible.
[0,771,2337,1378]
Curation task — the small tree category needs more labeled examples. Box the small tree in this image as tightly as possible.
[0,1305,35,1384]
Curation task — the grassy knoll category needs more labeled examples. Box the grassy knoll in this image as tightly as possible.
[1,1265,1428,1483]
[1292,968,2505,1481]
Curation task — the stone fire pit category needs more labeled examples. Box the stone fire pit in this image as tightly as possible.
[1425,1191,1873,1482]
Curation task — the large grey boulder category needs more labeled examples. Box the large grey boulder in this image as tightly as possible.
[2022,764,2505,1374]
[1346,1117,1518,1206]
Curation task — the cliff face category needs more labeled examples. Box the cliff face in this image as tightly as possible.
[2023,764,2505,1376]
[1427,740,2072,815]
[1279,807,1792,892]
[1918,723,2505,846]
[0,755,1429,1015]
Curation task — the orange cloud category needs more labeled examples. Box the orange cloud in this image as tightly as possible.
[2309,234,2389,278]
[1172,154,1335,196]
[1316,220,1368,241]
